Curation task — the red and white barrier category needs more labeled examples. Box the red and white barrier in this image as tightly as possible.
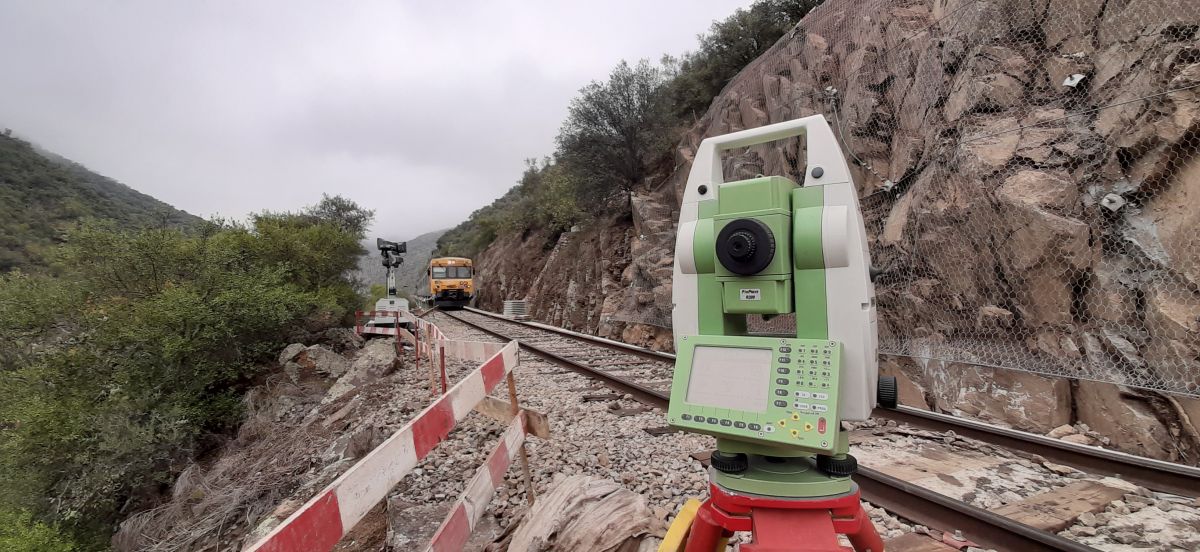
[245,341,519,552]
[438,340,507,363]
[354,310,405,336]
[425,411,527,552]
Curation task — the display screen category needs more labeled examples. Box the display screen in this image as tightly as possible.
[685,346,770,413]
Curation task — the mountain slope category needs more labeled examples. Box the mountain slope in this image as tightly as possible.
[460,0,1200,462]
[0,133,200,271]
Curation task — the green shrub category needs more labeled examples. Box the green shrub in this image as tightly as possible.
[0,508,75,552]
[0,196,371,548]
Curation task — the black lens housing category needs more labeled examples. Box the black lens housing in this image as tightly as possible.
[716,218,775,275]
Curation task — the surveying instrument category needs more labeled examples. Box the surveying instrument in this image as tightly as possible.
[368,238,411,330]
[662,116,892,551]
[377,238,407,296]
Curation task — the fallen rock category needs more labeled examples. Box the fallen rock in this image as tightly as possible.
[278,343,305,366]
[297,345,351,379]
[1075,380,1176,460]
[507,475,661,552]
[324,339,399,403]
[1047,424,1077,439]
[928,363,1071,433]
[322,327,365,353]
[1060,433,1095,446]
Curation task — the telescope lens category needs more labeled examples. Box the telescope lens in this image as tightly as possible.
[716,218,775,275]
[728,231,756,260]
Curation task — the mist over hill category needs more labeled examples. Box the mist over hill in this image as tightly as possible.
[0,132,200,271]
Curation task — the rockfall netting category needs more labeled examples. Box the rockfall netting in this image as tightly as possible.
[696,0,1200,397]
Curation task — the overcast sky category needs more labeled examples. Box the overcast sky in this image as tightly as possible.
[0,1,752,240]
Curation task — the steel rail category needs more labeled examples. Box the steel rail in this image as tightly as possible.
[462,307,675,363]
[461,307,1200,498]
[445,308,1107,552]
[876,405,1200,498]
[855,467,1100,552]
[440,310,671,409]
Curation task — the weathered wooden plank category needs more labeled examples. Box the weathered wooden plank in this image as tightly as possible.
[472,396,551,440]
[865,445,1004,483]
[991,480,1126,532]
[885,533,960,552]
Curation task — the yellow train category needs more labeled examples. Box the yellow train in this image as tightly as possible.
[429,257,474,309]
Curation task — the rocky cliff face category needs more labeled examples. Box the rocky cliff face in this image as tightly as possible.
[471,0,1200,462]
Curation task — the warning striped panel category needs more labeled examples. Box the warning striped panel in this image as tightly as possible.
[244,340,519,552]
[425,412,527,552]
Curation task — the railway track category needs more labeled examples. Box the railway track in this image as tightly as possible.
[428,307,1200,552]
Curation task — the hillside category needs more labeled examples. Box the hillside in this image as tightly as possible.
[0,132,200,271]
[447,0,1200,463]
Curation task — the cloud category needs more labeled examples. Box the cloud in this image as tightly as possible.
[0,0,752,239]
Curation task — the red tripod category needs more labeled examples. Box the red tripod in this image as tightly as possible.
[682,483,884,552]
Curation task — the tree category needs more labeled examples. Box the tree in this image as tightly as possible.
[556,60,674,212]
[667,0,823,120]
[307,194,375,237]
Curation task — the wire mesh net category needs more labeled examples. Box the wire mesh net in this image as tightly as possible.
[706,0,1200,396]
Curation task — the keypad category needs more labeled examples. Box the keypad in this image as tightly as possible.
[676,338,840,451]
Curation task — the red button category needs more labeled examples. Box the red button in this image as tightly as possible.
[817,417,827,434]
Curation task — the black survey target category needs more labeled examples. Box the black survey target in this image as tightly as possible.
[715,218,776,275]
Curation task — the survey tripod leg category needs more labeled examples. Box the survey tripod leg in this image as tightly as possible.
[675,484,883,552]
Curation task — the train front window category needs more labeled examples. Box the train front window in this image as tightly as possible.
[432,266,471,279]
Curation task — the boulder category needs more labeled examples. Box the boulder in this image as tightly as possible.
[1074,380,1177,460]
[324,339,399,403]
[285,345,351,384]
[1060,433,1095,446]
[322,327,365,353]
[998,170,1078,213]
[1044,0,1105,47]
[278,343,305,366]
[1047,424,1077,438]
[945,73,1024,122]
[976,305,1015,330]
[1142,284,1200,390]
[962,117,1020,169]
[928,363,1072,433]
[1084,258,1136,324]
[1141,155,1200,287]
[997,178,1094,327]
